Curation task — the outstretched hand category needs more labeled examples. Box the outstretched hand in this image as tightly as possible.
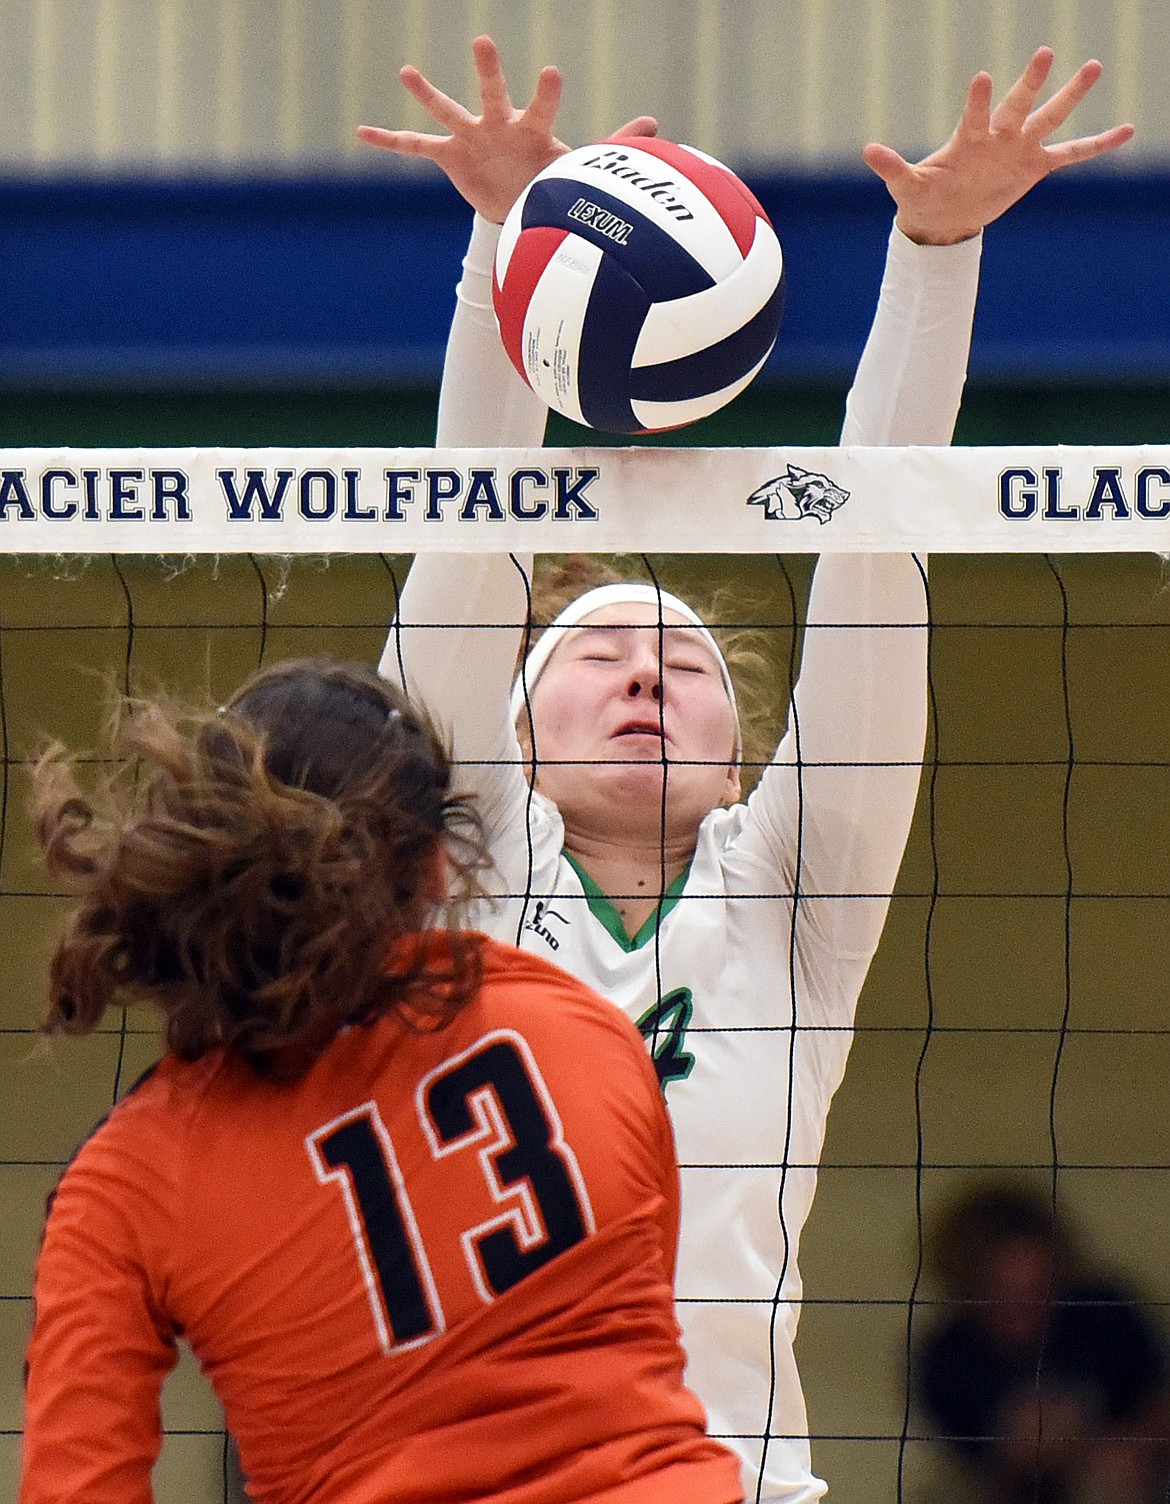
[358,34,658,224]
[862,47,1134,245]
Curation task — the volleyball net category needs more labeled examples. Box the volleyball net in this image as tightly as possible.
[3,444,1170,1504]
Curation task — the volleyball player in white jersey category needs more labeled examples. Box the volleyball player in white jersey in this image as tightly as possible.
[361,39,1131,1504]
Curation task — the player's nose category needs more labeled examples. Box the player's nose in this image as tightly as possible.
[624,641,664,699]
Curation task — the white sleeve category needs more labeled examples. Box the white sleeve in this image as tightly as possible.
[379,550,531,833]
[379,216,545,825]
[744,553,929,965]
[435,213,549,448]
[741,223,982,960]
[841,222,982,446]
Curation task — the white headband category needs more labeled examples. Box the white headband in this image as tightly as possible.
[510,583,741,759]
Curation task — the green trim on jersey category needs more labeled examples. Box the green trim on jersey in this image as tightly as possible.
[562,851,691,951]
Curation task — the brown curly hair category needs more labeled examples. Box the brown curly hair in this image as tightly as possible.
[31,660,488,1082]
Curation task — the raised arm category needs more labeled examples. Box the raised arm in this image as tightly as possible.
[846,46,1132,447]
[366,39,558,796]
[750,50,1133,965]
[359,34,580,452]
[367,40,656,816]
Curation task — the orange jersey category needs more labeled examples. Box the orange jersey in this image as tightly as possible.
[22,934,742,1504]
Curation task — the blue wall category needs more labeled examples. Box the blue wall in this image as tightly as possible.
[2,168,1165,388]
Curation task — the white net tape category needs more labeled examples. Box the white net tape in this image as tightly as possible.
[2,445,1169,552]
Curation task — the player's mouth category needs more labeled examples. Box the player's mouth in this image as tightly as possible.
[613,719,668,743]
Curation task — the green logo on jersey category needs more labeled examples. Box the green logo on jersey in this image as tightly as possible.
[637,988,695,1093]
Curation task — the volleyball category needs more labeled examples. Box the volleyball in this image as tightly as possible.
[492,137,786,434]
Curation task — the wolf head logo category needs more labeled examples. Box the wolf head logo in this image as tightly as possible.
[747,465,849,523]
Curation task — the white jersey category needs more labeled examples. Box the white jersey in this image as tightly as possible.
[382,213,982,1503]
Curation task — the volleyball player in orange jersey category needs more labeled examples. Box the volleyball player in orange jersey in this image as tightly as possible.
[20,659,744,1504]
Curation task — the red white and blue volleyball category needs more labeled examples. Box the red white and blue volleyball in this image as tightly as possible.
[492,138,785,434]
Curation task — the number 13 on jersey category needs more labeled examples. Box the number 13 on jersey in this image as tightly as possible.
[306,1030,596,1354]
